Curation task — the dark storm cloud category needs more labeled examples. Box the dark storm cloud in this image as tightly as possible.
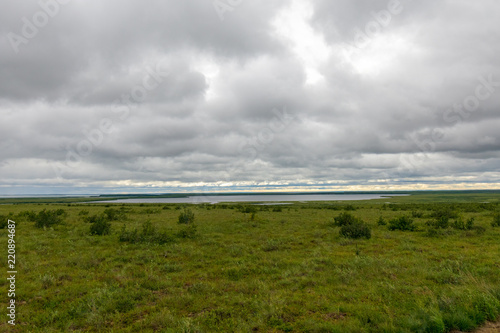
[0,0,288,101]
[1,0,500,193]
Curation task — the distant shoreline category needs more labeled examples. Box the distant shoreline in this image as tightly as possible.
[1,190,500,204]
[94,193,411,204]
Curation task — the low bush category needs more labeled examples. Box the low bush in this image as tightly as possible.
[431,208,458,220]
[118,226,138,243]
[388,216,417,231]
[32,209,66,228]
[0,216,9,229]
[452,217,474,230]
[119,221,174,245]
[103,208,126,221]
[411,211,424,218]
[0,213,16,229]
[377,216,387,226]
[473,225,486,236]
[176,224,198,239]
[78,209,89,216]
[343,204,357,211]
[236,205,257,214]
[491,213,500,227]
[178,208,195,224]
[330,212,371,239]
[425,228,441,238]
[427,216,450,229]
[89,214,112,236]
[139,208,161,215]
[340,221,371,240]
[17,210,36,221]
[85,214,102,223]
[333,212,358,227]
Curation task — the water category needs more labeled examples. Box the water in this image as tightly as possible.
[97,193,408,204]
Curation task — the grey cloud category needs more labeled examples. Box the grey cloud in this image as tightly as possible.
[1,0,288,102]
[1,0,500,194]
[311,0,442,44]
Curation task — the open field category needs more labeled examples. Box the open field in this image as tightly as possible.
[1,192,500,332]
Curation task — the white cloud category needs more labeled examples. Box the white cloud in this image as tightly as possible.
[273,0,330,85]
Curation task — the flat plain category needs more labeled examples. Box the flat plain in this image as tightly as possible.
[1,192,500,332]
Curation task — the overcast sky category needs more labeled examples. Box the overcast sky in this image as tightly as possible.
[1,0,500,195]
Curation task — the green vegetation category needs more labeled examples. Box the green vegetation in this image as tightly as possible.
[339,221,371,240]
[1,193,500,332]
[88,214,112,236]
[388,215,417,231]
[451,217,475,231]
[492,213,500,227]
[30,209,67,229]
[333,213,372,239]
[0,214,15,229]
[332,212,359,226]
[178,207,195,224]
[118,220,174,245]
[377,216,387,226]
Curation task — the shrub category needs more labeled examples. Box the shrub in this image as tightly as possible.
[411,211,424,218]
[377,216,387,226]
[466,217,475,230]
[343,204,357,211]
[142,220,156,237]
[33,209,66,228]
[18,210,36,221]
[85,214,103,223]
[491,213,500,227]
[89,215,111,236]
[153,231,175,244]
[176,224,198,239]
[432,216,450,229]
[474,225,486,236]
[0,216,9,229]
[119,221,174,244]
[78,209,89,216]
[0,213,16,229]
[119,225,139,243]
[104,208,126,221]
[236,205,257,214]
[178,208,195,224]
[140,208,161,215]
[388,216,416,231]
[333,212,358,227]
[340,221,371,239]
[431,208,458,220]
[425,228,441,238]
[452,217,474,230]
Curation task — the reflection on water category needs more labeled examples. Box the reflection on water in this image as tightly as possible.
[97,193,409,204]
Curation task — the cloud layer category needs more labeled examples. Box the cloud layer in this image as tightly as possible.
[1,0,500,194]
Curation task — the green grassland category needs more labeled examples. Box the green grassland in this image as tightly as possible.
[1,192,500,332]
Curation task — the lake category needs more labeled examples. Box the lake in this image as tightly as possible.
[97,193,408,204]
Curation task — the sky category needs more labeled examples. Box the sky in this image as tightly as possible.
[1,0,500,195]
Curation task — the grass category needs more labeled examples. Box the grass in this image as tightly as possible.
[0,194,499,332]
